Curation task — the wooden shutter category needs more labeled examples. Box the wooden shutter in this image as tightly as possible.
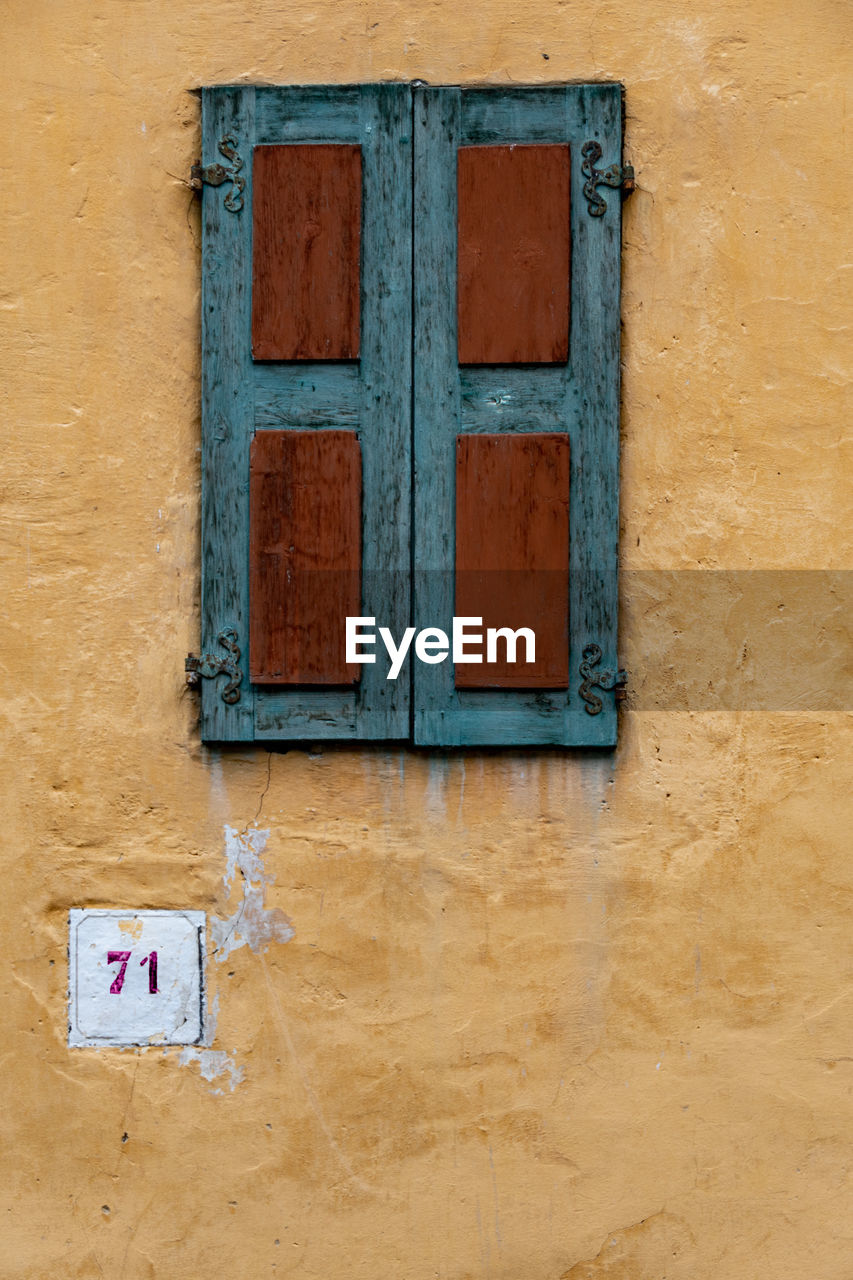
[199,82,623,746]
[200,84,412,741]
[413,85,623,746]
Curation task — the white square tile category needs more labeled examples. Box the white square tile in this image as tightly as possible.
[68,910,205,1047]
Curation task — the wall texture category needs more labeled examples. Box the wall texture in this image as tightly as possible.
[2,1,850,1276]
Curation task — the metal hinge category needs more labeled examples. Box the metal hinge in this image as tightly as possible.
[581,141,635,216]
[579,644,627,715]
[186,628,243,704]
[190,135,245,213]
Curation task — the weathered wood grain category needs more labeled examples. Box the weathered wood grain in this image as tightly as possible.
[253,364,360,429]
[566,83,623,746]
[254,86,362,143]
[252,144,362,361]
[461,88,569,143]
[457,144,570,364]
[455,433,570,688]
[413,85,462,743]
[249,430,361,685]
[459,366,580,432]
[200,86,255,741]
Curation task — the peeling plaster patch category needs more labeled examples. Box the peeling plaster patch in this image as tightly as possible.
[203,990,219,1047]
[178,1047,244,1093]
[178,831,293,1091]
[210,826,294,962]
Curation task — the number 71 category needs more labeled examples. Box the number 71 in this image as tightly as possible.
[107,950,159,994]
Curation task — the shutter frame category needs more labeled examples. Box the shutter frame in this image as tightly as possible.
[200,86,255,742]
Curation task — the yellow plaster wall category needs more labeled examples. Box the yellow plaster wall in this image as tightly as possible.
[2,1,851,1276]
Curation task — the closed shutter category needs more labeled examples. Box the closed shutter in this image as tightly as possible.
[412,85,623,745]
[200,84,412,741]
[198,83,624,746]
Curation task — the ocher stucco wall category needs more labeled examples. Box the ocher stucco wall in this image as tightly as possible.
[3,2,851,1277]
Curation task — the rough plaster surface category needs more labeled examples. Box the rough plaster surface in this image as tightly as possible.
[2,1,851,1277]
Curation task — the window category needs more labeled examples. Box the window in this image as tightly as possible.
[193,83,626,746]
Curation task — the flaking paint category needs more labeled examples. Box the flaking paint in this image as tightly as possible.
[2,0,851,1277]
[211,825,295,961]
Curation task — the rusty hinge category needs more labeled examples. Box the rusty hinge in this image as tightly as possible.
[190,135,245,213]
[579,643,627,715]
[186,628,243,704]
[581,141,635,216]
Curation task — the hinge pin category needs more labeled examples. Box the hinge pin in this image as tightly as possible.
[189,135,245,213]
[581,141,635,216]
[579,644,628,715]
[185,628,243,704]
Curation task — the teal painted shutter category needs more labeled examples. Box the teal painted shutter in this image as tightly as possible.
[412,85,623,746]
[200,85,412,741]
[199,83,622,747]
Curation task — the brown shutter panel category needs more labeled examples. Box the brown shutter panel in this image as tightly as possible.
[455,433,570,688]
[456,144,570,364]
[252,144,362,360]
[249,430,361,685]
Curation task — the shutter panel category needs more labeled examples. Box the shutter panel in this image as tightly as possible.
[455,433,570,688]
[413,85,623,745]
[251,144,362,361]
[200,84,412,741]
[457,144,570,364]
[249,430,361,685]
